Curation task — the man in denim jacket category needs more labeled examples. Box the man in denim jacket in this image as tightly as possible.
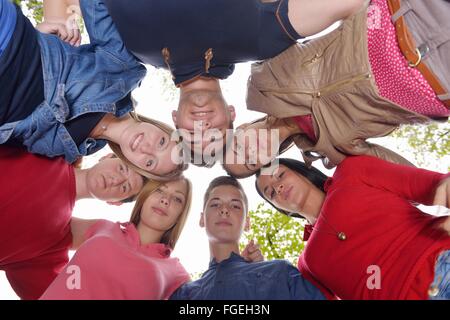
[0,0,146,163]
[170,176,325,300]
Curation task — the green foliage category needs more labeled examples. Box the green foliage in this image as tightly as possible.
[392,120,450,170]
[241,203,306,266]
[14,0,44,23]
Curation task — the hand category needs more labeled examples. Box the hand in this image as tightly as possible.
[36,20,81,46]
[433,177,450,209]
[241,240,264,263]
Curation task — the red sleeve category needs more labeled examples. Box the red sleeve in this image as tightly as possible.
[297,255,338,300]
[337,156,450,205]
[83,219,114,240]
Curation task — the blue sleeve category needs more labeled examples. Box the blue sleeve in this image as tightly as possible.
[169,284,190,300]
[286,263,326,300]
[79,0,138,66]
[0,0,17,55]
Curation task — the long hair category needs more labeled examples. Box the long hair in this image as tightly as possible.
[109,111,188,182]
[129,178,193,249]
[255,158,328,219]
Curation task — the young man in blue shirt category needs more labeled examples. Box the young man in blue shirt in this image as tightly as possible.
[170,176,325,300]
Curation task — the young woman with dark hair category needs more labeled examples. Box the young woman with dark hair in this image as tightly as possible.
[255,156,450,299]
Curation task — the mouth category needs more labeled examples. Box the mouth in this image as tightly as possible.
[215,221,232,227]
[98,174,107,189]
[283,186,293,201]
[190,110,213,120]
[130,133,144,152]
[152,207,168,216]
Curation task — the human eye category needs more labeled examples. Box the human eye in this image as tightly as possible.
[146,159,154,168]
[159,136,166,147]
[270,188,276,200]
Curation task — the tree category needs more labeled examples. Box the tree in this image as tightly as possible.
[14,0,43,23]
[240,203,306,266]
[391,120,450,170]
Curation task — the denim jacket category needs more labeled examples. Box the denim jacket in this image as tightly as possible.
[0,0,146,163]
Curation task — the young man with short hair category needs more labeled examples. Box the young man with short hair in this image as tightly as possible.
[0,146,145,299]
[170,176,325,300]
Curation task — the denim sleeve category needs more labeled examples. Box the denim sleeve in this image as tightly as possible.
[79,0,137,66]
[287,263,325,300]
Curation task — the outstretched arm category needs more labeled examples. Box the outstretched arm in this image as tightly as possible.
[70,217,99,250]
[288,0,365,37]
[38,0,81,46]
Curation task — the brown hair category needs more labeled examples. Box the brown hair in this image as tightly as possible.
[203,176,248,213]
[108,111,188,182]
[129,177,192,249]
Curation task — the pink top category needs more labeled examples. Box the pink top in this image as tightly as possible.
[367,0,449,118]
[40,220,190,300]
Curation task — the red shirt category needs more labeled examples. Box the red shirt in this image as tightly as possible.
[0,146,75,299]
[298,156,450,300]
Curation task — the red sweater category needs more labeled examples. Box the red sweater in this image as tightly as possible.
[0,146,75,299]
[298,156,450,300]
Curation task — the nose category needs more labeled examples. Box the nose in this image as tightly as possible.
[276,183,284,195]
[219,207,229,217]
[110,175,126,186]
[193,94,208,107]
[139,140,153,154]
[160,196,169,207]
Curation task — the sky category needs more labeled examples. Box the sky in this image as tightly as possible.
[1,19,449,299]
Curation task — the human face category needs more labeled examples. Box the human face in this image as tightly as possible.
[201,185,248,244]
[119,121,181,175]
[256,165,317,215]
[86,157,144,202]
[224,122,280,177]
[174,87,236,154]
[139,179,188,232]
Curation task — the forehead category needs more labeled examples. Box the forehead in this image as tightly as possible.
[163,179,188,193]
[207,185,244,202]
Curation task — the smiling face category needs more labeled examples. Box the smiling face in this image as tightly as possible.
[173,79,236,156]
[86,157,144,202]
[224,122,280,178]
[256,164,317,215]
[201,185,249,244]
[118,121,181,175]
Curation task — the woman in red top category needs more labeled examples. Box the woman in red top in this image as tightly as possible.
[255,156,450,299]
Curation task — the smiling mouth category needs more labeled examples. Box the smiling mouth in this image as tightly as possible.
[130,133,144,152]
[191,110,213,119]
[152,207,168,216]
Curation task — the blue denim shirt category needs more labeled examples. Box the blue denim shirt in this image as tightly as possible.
[170,252,325,300]
[0,0,146,163]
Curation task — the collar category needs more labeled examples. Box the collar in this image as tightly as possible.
[208,251,245,268]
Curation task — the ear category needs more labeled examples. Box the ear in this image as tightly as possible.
[244,215,251,232]
[172,110,178,127]
[99,153,115,162]
[107,201,124,206]
[228,105,236,122]
[199,212,205,228]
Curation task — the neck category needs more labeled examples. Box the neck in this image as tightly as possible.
[136,222,164,246]
[74,168,91,200]
[269,117,302,143]
[304,190,326,225]
[209,241,240,263]
[180,76,222,93]
[90,113,134,142]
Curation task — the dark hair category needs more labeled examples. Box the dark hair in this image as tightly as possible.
[203,176,248,212]
[255,158,328,219]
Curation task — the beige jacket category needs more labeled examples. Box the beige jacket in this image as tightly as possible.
[246,2,429,168]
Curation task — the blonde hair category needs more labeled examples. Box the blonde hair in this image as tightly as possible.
[109,111,188,181]
[129,177,192,250]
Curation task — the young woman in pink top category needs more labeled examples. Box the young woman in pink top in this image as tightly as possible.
[224,0,450,178]
[40,177,192,300]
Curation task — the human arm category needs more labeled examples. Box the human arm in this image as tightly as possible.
[70,217,99,250]
[37,0,81,46]
[339,156,450,206]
